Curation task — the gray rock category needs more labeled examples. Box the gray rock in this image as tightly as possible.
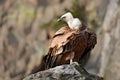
[23,63,103,80]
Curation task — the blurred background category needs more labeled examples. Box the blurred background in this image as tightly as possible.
[0,0,119,80]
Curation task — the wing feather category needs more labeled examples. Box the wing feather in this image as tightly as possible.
[79,28,97,65]
[45,27,87,69]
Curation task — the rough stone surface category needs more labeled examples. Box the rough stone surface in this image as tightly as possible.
[23,64,103,80]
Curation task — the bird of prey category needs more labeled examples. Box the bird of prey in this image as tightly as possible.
[40,12,97,70]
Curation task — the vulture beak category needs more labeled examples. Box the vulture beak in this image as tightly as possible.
[57,18,62,22]
[57,17,65,22]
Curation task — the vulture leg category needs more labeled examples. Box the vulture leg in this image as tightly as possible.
[70,52,79,65]
[70,52,74,64]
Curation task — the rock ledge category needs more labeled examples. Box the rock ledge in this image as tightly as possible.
[23,63,103,80]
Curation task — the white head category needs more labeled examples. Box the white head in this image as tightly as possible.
[57,12,81,29]
[57,12,73,22]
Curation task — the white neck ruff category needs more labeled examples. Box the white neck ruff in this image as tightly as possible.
[67,18,81,29]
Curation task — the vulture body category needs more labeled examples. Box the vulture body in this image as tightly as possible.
[43,24,97,70]
[36,12,97,71]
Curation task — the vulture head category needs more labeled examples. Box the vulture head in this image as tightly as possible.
[57,12,82,29]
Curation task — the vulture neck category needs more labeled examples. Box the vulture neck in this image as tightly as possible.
[67,18,81,30]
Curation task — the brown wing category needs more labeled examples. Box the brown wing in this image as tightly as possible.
[80,23,97,49]
[45,27,87,69]
[80,28,97,65]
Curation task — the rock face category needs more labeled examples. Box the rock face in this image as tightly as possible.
[99,0,120,79]
[85,0,120,80]
[23,63,103,80]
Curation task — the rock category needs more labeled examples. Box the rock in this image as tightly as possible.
[85,0,120,80]
[23,63,103,80]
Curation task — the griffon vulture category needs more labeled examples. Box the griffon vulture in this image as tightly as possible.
[39,12,97,71]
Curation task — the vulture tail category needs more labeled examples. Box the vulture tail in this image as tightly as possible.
[40,55,48,70]
[50,55,58,68]
[30,55,47,74]
[46,54,63,69]
[79,50,91,66]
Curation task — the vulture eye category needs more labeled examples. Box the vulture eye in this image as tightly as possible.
[62,16,66,19]
[57,16,66,22]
